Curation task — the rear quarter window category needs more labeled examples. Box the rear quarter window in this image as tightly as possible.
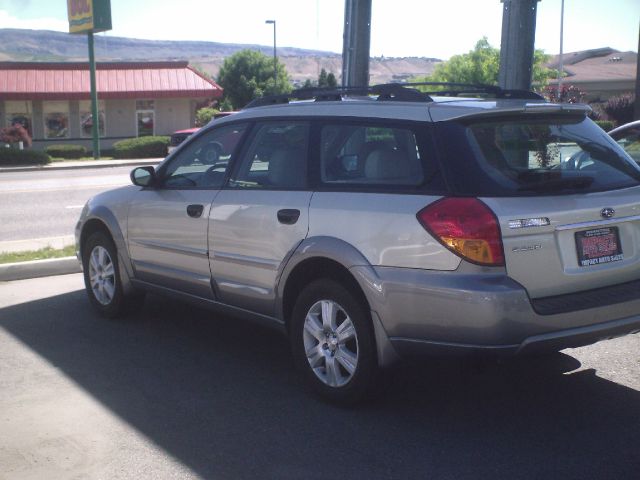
[437,116,640,196]
[317,121,443,192]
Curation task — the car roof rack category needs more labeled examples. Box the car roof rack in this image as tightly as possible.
[244,82,543,108]
[244,84,433,108]
[397,82,545,100]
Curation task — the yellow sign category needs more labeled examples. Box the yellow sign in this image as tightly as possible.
[67,0,111,34]
[68,0,94,33]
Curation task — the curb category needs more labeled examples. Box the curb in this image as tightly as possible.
[0,257,82,282]
[0,158,162,173]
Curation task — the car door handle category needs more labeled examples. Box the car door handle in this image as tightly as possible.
[277,209,300,225]
[187,204,204,218]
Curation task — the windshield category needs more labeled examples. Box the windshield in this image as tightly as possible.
[442,116,640,196]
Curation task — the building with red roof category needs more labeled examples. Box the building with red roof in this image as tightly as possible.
[0,61,223,151]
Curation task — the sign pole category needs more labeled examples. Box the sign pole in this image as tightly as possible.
[68,0,111,159]
[88,31,100,159]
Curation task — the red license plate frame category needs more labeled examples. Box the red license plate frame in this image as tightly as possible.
[575,227,623,267]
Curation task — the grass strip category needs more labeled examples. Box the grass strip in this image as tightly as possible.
[50,157,114,162]
[0,245,76,264]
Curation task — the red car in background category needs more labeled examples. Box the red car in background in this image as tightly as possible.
[168,111,237,161]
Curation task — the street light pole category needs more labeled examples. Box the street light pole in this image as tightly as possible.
[265,20,277,88]
[557,0,565,101]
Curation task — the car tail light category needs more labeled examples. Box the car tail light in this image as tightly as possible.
[417,197,505,266]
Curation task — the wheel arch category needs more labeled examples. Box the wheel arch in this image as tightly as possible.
[278,236,400,367]
[80,206,135,292]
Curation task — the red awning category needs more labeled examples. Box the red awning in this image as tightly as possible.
[0,61,222,100]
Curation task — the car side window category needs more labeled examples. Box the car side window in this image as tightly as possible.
[161,124,247,188]
[229,122,309,189]
[320,124,424,186]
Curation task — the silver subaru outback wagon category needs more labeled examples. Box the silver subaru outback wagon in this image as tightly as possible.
[76,84,640,404]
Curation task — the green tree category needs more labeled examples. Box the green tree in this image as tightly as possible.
[326,72,337,88]
[317,68,338,88]
[318,68,328,87]
[217,50,291,109]
[414,37,554,89]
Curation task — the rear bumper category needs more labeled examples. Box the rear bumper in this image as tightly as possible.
[352,265,640,357]
[389,315,640,356]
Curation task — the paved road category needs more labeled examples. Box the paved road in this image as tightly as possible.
[0,166,132,243]
[1,274,639,479]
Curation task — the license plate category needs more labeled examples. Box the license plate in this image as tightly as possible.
[575,227,623,267]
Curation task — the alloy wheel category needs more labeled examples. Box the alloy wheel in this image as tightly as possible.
[88,245,116,306]
[303,299,359,387]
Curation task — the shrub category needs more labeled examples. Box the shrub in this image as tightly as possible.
[543,84,586,104]
[195,107,220,127]
[0,124,32,148]
[45,144,87,159]
[594,120,615,132]
[113,136,169,159]
[0,148,50,166]
[603,94,635,127]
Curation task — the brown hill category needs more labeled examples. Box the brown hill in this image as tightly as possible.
[0,28,440,85]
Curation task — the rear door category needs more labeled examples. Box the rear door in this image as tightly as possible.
[446,115,640,299]
[209,121,313,316]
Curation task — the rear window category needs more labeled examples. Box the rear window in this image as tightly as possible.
[439,116,640,196]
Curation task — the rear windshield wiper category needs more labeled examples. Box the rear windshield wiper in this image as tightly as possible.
[517,176,594,192]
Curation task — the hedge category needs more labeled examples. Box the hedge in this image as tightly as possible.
[45,144,87,159]
[113,136,169,159]
[0,148,51,166]
[594,120,615,132]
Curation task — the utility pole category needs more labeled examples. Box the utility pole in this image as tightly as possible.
[341,0,372,88]
[498,0,540,91]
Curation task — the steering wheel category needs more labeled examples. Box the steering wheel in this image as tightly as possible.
[200,142,223,165]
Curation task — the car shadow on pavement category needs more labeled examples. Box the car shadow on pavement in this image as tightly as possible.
[1,290,639,479]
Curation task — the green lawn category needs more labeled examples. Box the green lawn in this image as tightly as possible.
[0,245,76,264]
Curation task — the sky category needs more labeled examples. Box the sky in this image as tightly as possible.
[0,0,638,59]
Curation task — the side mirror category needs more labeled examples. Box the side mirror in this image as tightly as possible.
[130,166,156,187]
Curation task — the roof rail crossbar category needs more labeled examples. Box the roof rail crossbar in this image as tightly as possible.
[244,84,434,108]
[397,82,544,100]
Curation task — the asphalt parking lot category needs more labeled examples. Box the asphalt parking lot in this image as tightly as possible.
[1,273,639,479]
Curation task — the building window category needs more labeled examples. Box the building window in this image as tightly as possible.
[43,101,70,139]
[136,100,155,137]
[80,100,106,137]
[5,101,33,136]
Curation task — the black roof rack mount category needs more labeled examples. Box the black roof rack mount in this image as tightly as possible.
[244,82,544,109]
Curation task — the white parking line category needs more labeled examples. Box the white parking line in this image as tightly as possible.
[65,205,85,209]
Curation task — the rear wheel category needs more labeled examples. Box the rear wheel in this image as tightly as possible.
[82,231,144,318]
[291,279,378,404]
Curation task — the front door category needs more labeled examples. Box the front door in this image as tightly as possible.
[127,123,248,298]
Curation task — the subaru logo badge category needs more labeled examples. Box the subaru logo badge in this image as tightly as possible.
[601,208,615,219]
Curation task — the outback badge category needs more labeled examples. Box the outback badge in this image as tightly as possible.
[601,208,615,219]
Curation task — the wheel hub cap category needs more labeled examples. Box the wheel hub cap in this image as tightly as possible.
[303,299,359,388]
[88,245,116,306]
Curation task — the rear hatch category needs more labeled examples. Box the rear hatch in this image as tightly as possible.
[438,113,640,299]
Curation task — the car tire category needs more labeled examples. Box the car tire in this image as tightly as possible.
[82,231,145,319]
[290,279,378,405]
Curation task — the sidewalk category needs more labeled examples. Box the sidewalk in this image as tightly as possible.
[0,157,163,173]
[0,157,163,281]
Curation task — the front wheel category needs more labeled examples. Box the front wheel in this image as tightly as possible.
[82,231,144,318]
[290,279,378,404]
